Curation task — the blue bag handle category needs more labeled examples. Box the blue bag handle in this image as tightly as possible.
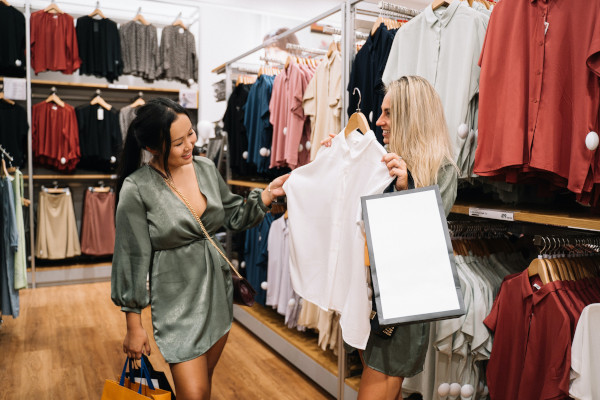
[119,356,156,394]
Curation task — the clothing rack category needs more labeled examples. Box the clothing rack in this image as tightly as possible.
[0,145,14,163]
[285,43,328,56]
[322,25,369,40]
[533,234,600,255]
[377,1,421,17]
[448,220,510,239]
[259,56,285,66]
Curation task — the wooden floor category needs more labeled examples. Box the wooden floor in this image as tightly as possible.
[0,282,333,400]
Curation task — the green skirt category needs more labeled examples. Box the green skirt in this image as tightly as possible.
[357,322,430,377]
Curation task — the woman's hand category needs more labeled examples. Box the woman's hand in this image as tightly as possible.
[262,173,290,206]
[382,153,409,191]
[123,313,150,360]
[320,133,338,148]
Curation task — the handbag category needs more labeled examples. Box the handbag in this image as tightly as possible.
[369,170,416,339]
[101,357,171,400]
[161,175,257,307]
[129,355,176,400]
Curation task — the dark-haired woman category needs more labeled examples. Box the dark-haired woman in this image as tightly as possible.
[111,98,288,400]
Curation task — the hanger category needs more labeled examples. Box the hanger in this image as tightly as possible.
[326,41,338,58]
[1,0,11,6]
[133,7,150,25]
[345,88,370,136]
[0,86,15,105]
[45,87,65,108]
[44,0,63,14]
[0,156,9,179]
[88,1,105,19]
[172,12,186,30]
[89,180,111,193]
[42,181,69,194]
[432,0,451,11]
[284,210,288,220]
[285,55,293,70]
[129,92,145,108]
[90,89,112,110]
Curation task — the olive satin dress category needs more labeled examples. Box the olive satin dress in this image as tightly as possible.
[111,157,269,363]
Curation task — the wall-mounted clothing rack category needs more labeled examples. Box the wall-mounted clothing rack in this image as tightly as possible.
[377,1,421,17]
[285,43,328,56]
[322,25,369,41]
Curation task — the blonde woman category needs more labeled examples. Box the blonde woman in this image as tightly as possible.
[324,76,458,399]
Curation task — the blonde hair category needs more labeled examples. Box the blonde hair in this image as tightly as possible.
[387,76,456,188]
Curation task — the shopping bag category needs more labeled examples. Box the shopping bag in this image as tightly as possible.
[101,356,171,400]
[129,355,176,399]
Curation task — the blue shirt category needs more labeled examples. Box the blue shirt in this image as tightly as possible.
[244,75,275,174]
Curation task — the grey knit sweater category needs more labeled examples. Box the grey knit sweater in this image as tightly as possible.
[119,21,160,81]
[159,25,198,84]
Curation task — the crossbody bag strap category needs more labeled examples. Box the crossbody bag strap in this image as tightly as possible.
[161,176,244,280]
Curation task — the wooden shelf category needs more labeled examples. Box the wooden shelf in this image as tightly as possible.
[451,201,600,231]
[26,174,116,180]
[29,79,180,94]
[228,179,269,189]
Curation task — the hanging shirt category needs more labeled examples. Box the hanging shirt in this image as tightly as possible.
[244,75,275,174]
[0,101,28,167]
[118,105,136,141]
[570,304,600,400]
[283,129,393,349]
[382,2,487,160]
[0,4,26,77]
[76,16,123,83]
[223,83,256,176]
[285,63,313,169]
[75,104,122,171]
[32,101,80,172]
[30,10,81,74]
[119,21,160,81]
[348,24,397,144]
[159,25,198,84]
[266,215,293,315]
[11,170,27,291]
[244,212,274,306]
[302,50,342,160]
[0,177,19,318]
[474,0,600,200]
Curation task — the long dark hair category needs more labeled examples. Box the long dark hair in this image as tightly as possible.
[116,98,191,200]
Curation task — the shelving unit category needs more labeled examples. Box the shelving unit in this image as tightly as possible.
[1,77,181,93]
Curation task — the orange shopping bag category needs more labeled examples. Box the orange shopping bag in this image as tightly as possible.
[101,357,171,400]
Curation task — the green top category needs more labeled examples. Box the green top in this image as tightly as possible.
[111,157,269,363]
[12,169,27,290]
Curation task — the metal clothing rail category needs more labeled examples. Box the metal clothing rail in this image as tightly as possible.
[323,25,369,40]
[0,145,14,163]
[378,1,421,17]
[286,43,328,56]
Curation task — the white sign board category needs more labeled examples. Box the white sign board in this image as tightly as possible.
[362,186,465,326]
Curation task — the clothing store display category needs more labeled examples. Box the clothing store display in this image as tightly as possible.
[30,10,81,74]
[159,25,198,84]
[112,157,269,363]
[484,269,600,400]
[36,190,81,260]
[570,304,600,400]
[0,4,26,77]
[268,61,312,170]
[244,75,275,174]
[0,101,28,167]
[75,104,122,171]
[119,21,160,81]
[222,83,256,176]
[32,101,80,172]
[244,212,274,307]
[80,190,115,256]
[382,2,487,164]
[284,129,393,349]
[266,215,295,315]
[0,177,19,318]
[11,169,27,290]
[76,16,123,82]
[474,0,600,204]
[118,105,136,140]
[303,50,342,160]
[347,23,397,144]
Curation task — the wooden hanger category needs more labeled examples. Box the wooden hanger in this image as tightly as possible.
[284,210,288,220]
[528,257,550,285]
[0,91,15,105]
[44,1,63,14]
[130,92,145,108]
[90,91,112,110]
[1,158,9,178]
[326,41,338,58]
[371,16,383,35]
[133,8,150,25]
[432,0,451,11]
[172,12,186,30]
[88,2,106,19]
[45,90,65,108]
[345,88,370,136]
[42,184,69,194]
[1,0,11,6]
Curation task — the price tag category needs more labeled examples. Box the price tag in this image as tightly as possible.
[97,107,104,120]
[468,207,514,221]
[108,84,128,90]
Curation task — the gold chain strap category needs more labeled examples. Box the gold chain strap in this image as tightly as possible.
[162,177,243,280]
